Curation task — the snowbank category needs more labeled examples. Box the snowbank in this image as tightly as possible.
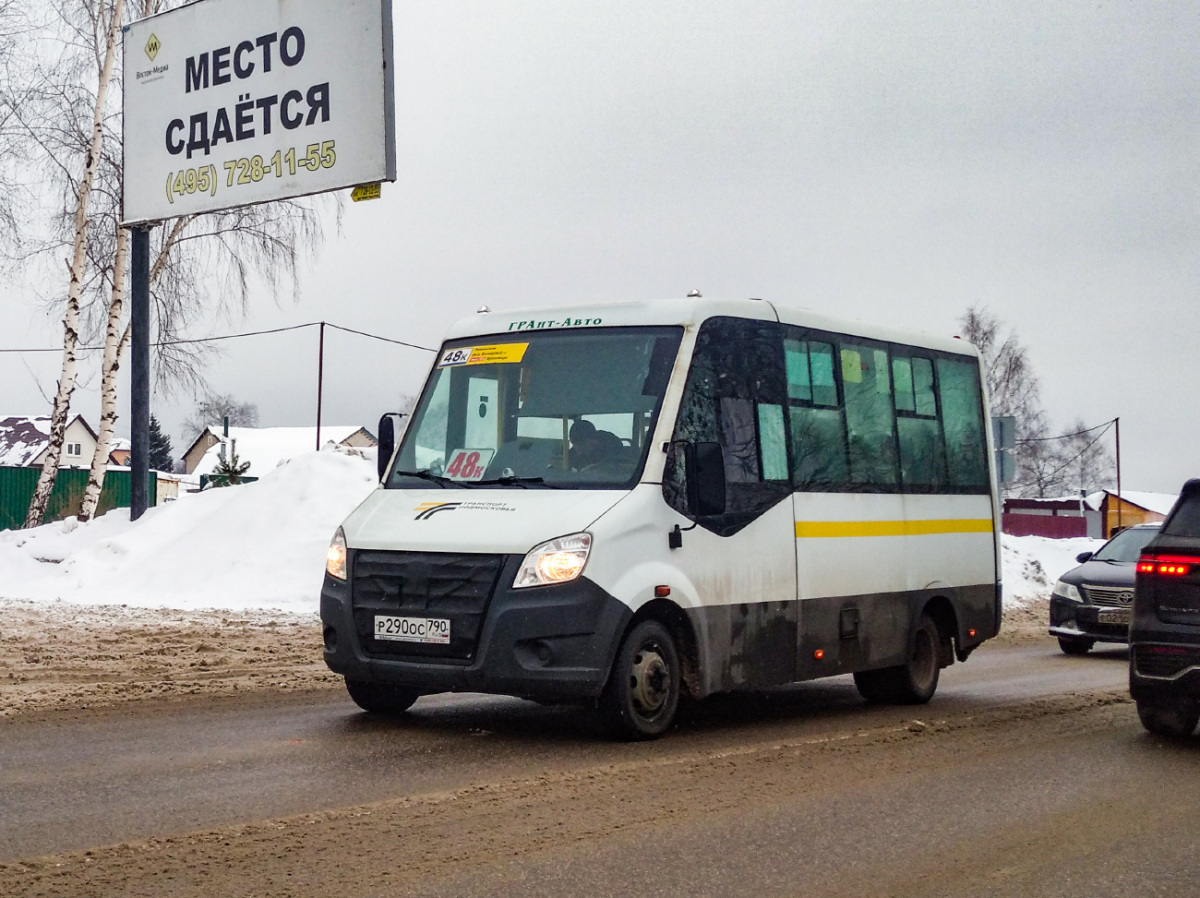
[1000,534,1104,606]
[0,452,1103,613]
[0,450,377,613]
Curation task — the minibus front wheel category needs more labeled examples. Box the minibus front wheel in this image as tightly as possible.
[344,678,421,715]
[601,620,681,741]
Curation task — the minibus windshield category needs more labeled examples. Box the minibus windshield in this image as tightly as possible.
[389,326,683,489]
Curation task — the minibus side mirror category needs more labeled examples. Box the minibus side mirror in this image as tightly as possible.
[1075,551,1094,564]
[377,413,403,482]
[685,441,726,517]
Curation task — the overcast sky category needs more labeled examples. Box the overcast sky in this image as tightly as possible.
[2,0,1197,493]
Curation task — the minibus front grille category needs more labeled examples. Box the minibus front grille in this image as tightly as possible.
[351,550,505,660]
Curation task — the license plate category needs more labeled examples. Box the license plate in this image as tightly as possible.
[1097,609,1130,626]
[374,615,451,645]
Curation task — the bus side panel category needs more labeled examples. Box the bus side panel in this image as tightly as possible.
[792,584,998,681]
[792,492,999,679]
[795,591,908,680]
[682,600,799,695]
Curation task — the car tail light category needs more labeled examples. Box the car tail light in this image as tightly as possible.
[1137,554,1200,577]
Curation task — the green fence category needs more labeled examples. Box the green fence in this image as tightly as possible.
[0,466,157,531]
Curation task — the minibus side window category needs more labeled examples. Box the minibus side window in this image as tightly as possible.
[936,357,989,490]
[665,317,790,533]
[893,353,948,491]
[841,342,899,489]
[785,336,849,491]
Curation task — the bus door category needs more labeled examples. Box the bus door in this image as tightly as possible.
[665,317,797,693]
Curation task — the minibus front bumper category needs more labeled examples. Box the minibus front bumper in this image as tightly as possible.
[319,554,631,702]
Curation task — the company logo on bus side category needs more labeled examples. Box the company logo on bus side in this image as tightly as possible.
[414,502,462,521]
[413,501,518,520]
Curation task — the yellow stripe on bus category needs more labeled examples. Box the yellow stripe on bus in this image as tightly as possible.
[794,519,994,539]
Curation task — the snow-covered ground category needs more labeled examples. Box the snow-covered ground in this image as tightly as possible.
[0,450,378,614]
[0,450,1100,613]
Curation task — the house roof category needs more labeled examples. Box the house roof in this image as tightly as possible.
[1005,496,1095,511]
[190,425,373,477]
[0,414,96,466]
[1096,489,1180,517]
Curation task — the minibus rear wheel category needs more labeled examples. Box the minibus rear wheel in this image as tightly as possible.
[600,620,681,740]
[853,613,940,705]
[344,678,421,715]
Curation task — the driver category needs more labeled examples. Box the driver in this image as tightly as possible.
[569,420,623,470]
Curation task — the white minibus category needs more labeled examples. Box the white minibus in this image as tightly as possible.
[321,297,1001,739]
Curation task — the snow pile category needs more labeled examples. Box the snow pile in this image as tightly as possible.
[0,450,1104,613]
[190,425,371,477]
[0,449,377,613]
[1000,534,1104,605]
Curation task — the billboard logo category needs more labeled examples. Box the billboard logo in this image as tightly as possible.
[144,33,161,61]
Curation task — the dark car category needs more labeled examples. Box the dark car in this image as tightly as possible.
[1049,522,1161,655]
[1129,480,1200,737]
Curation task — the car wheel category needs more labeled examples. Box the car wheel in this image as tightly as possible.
[1137,700,1200,738]
[600,620,681,740]
[854,613,941,705]
[1057,636,1095,656]
[344,677,421,715]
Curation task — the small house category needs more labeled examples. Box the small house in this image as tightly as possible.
[181,425,377,476]
[0,414,98,469]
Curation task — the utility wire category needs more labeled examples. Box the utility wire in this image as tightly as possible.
[1016,418,1116,444]
[0,321,437,354]
[323,323,435,352]
[1024,421,1115,486]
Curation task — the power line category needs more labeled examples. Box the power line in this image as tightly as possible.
[324,323,436,352]
[1015,418,1117,444]
[0,320,437,354]
[1029,421,1115,485]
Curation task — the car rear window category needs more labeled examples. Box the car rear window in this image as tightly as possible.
[1162,490,1200,537]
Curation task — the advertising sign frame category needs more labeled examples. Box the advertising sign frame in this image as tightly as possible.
[121,0,395,225]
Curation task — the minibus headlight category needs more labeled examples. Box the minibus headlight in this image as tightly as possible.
[1053,580,1081,602]
[326,527,348,581]
[515,533,592,588]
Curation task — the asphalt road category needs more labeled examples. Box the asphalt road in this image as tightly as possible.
[4,641,1197,898]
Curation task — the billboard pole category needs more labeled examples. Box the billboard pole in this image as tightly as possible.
[130,225,151,520]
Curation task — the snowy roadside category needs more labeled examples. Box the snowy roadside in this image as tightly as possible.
[0,451,1103,716]
[0,449,377,613]
[0,449,1097,614]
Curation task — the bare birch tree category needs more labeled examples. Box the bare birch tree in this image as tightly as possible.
[18,0,125,527]
[9,0,334,523]
[0,0,31,244]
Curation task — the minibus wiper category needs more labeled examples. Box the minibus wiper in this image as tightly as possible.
[392,469,460,488]
[471,475,555,488]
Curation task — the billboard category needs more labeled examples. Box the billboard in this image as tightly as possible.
[122,0,395,224]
